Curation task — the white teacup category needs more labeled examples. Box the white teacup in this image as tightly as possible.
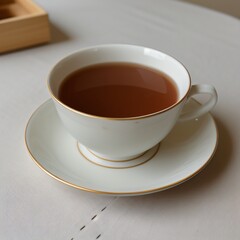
[47,44,217,168]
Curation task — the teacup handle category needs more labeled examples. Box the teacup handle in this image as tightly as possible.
[178,84,218,122]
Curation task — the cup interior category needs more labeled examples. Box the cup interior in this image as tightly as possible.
[48,45,190,110]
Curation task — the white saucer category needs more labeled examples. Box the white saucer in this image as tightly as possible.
[25,99,218,196]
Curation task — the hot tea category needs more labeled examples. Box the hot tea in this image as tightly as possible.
[58,63,178,118]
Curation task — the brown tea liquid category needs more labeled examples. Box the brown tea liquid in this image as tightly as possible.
[58,63,178,118]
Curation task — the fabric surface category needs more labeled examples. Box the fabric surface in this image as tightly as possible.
[1,0,240,239]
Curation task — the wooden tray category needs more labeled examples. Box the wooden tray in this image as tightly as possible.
[0,0,50,53]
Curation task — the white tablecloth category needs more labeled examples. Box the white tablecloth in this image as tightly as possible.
[1,0,240,239]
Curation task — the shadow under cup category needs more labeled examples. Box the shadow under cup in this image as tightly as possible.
[47,45,191,166]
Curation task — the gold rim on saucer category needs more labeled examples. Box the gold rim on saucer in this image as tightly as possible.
[24,99,218,196]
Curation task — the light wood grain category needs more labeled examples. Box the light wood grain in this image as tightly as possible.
[0,0,50,53]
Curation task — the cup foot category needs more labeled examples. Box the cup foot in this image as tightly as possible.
[77,143,160,169]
